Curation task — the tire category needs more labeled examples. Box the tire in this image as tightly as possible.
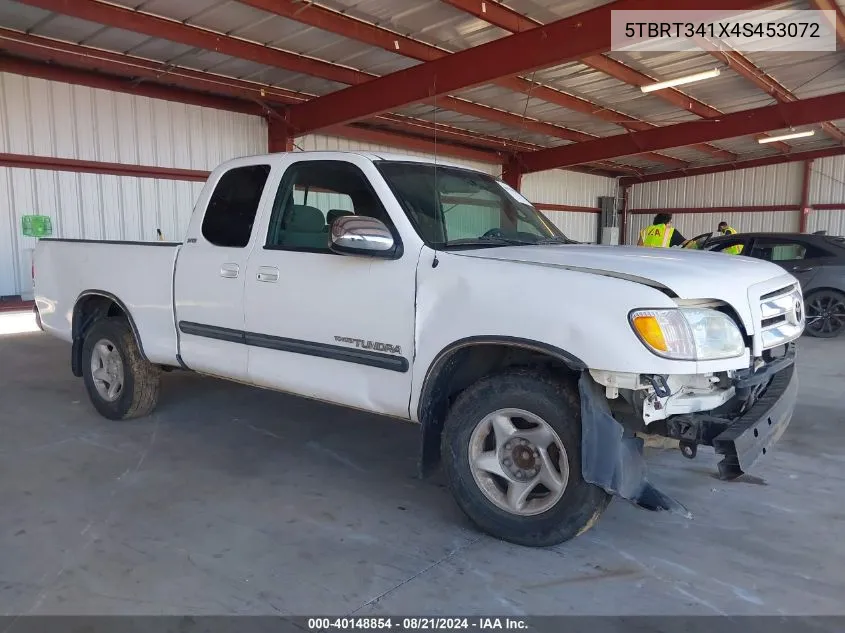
[81,317,161,420]
[804,290,845,338]
[442,369,611,547]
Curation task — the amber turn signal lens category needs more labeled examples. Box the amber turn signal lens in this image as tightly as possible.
[632,315,668,352]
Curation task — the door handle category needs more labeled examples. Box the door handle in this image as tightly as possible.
[792,266,814,273]
[220,263,240,278]
[256,266,280,283]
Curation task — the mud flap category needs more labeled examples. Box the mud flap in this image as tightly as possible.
[579,372,691,518]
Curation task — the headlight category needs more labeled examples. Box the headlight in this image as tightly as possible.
[630,308,745,360]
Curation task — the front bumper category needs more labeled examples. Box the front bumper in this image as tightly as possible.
[713,362,797,479]
[665,349,798,479]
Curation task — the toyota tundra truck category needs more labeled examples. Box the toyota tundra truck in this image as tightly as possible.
[33,151,804,546]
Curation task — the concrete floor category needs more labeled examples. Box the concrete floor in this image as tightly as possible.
[1,317,844,616]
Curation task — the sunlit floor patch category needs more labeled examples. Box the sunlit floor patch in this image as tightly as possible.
[0,312,40,335]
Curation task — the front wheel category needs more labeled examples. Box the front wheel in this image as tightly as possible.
[442,370,610,547]
[804,290,845,338]
[81,317,161,420]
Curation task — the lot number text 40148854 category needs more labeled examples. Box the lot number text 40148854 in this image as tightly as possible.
[307,617,529,631]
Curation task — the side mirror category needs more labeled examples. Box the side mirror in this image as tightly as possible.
[329,215,399,258]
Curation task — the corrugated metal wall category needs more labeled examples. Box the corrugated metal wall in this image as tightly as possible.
[628,163,803,209]
[808,156,845,236]
[626,162,803,243]
[809,155,845,205]
[0,72,268,298]
[627,157,845,242]
[523,170,617,243]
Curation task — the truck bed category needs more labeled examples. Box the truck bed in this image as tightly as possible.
[34,239,182,366]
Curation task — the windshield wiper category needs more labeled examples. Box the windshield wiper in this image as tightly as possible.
[444,236,535,248]
[536,237,576,245]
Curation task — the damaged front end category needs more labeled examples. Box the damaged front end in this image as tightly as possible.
[579,342,798,515]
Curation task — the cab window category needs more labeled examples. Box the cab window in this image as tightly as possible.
[202,165,271,247]
[265,161,393,252]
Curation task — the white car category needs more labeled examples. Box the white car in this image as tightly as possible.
[34,151,803,546]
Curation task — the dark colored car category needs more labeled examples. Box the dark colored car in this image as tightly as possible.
[686,231,845,338]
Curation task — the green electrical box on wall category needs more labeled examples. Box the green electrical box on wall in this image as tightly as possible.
[21,215,53,237]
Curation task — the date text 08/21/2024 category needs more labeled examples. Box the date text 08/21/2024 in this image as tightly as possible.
[307,617,529,631]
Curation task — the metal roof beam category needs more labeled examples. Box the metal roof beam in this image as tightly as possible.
[807,0,845,47]
[287,0,779,135]
[0,53,512,165]
[520,91,845,172]
[13,0,676,167]
[440,0,743,160]
[240,0,689,167]
[707,45,845,145]
[0,28,555,158]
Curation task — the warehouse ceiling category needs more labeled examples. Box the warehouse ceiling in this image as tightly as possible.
[1,0,845,181]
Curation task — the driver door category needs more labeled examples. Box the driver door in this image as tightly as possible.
[243,157,418,418]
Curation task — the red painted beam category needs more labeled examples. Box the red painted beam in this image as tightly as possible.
[708,46,845,146]
[501,156,523,190]
[799,160,814,233]
[440,0,736,161]
[807,0,845,47]
[533,203,601,213]
[1,30,557,158]
[7,4,669,165]
[520,92,845,173]
[243,0,661,140]
[812,203,845,210]
[239,0,444,62]
[620,146,845,185]
[0,27,306,104]
[287,0,781,134]
[0,152,210,180]
[628,205,799,215]
[0,54,509,165]
[0,54,264,115]
[323,124,501,164]
[15,0,371,86]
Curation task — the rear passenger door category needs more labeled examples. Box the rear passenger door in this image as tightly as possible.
[243,158,418,418]
[747,237,824,289]
[174,163,271,380]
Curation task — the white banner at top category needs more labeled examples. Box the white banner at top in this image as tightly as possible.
[611,9,837,52]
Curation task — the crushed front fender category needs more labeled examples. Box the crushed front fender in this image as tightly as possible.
[579,372,691,518]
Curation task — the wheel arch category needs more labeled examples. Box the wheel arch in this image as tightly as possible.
[416,336,586,477]
[71,290,146,377]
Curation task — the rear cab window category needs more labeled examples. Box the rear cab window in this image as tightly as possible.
[201,164,271,247]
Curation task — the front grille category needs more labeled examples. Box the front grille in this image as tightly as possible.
[758,284,804,349]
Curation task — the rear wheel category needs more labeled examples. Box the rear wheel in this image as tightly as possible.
[82,317,161,420]
[804,290,845,338]
[442,370,610,547]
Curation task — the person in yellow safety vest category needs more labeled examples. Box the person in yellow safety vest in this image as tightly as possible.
[717,221,743,255]
[637,213,687,248]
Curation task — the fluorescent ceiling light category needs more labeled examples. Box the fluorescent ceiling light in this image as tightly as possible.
[641,68,721,93]
[758,130,816,144]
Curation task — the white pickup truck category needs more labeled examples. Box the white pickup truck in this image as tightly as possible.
[34,151,804,546]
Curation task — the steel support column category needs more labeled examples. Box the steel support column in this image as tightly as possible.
[799,160,814,233]
[501,157,523,191]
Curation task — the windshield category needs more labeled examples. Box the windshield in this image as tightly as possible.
[375,161,570,249]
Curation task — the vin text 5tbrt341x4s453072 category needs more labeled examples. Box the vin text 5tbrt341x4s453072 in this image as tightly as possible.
[34,151,804,547]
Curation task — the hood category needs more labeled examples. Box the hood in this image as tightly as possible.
[454,244,793,310]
